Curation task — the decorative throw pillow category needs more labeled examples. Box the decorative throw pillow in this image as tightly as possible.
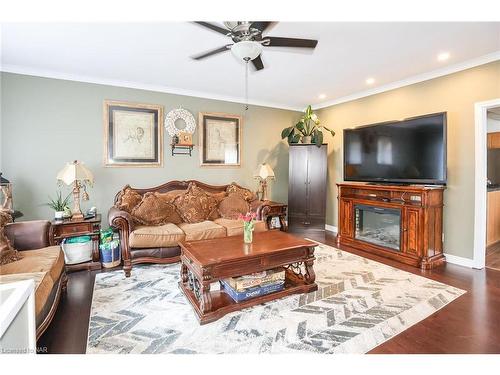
[0,211,22,266]
[115,185,143,213]
[218,194,250,220]
[205,190,227,220]
[131,192,183,225]
[226,183,257,202]
[174,183,218,224]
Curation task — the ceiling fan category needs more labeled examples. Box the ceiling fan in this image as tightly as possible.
[191,21,318,71]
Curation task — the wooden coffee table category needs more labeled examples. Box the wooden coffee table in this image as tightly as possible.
[178,231,318,324]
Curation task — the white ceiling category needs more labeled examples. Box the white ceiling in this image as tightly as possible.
[1,22,500,110]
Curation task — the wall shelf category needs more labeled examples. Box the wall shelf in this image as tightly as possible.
[171,144,194,156]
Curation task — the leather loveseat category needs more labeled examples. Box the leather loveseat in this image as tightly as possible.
[0,220,67,339]
[109,180,277,277]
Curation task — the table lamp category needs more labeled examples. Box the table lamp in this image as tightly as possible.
[254,163,275,201]
[56,161,94,220]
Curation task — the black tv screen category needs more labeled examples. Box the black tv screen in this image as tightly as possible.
[344,112,447,184]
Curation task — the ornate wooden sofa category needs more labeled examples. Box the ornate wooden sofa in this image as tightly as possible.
[108,180,278,277]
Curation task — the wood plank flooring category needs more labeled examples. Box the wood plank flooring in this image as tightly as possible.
[38,231,500,354]
[486,241,500,270]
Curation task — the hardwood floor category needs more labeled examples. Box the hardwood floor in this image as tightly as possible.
[486,241,500,271]
[38,231,500,354]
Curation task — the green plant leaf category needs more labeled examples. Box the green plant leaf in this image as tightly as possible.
[46,190,72,211]
[290,134,301,143]
[281,127,293,139]
[314,130,324,147]
[321,125,336,137]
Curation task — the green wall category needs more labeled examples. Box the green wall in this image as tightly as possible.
[0,73,300,224]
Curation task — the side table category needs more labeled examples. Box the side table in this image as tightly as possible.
[261,201,288,231]
[51,214,102,272]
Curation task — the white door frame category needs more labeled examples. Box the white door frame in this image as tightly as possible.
[473,98,500,269]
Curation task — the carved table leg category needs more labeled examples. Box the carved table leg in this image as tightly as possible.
[200,281,212,314]
[304,259,316,284]
[279,215,288,232]
[181,262,188,284]
[304,247,316,284]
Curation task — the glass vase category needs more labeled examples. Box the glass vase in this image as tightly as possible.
[243,222,254,243]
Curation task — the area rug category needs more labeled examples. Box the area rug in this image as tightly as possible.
[86,241,465,354]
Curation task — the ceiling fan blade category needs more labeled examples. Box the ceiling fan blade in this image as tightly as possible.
[264,36,318,49]
[251,22,276,33]
[193,21,230,36]
[191,45,231,60]
[251,55,264,71]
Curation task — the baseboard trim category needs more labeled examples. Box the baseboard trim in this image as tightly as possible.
[325,224,338,233]
[443,253,474,268]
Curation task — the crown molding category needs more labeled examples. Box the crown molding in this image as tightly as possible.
[2,50,499,113]
[313,51,500,110]
[0,64,303,112]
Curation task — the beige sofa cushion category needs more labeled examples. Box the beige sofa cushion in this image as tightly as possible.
[213,218,267,237]
[0,272,53,319]
[178,221,226,241]
[0,246,64,281]
[129,223,185,248]
[0,246,65,319]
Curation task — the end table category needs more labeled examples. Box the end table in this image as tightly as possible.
[51,214,102,272]
[261,201,288,231]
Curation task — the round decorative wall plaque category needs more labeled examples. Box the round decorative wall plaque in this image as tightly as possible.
[165,107,196,136]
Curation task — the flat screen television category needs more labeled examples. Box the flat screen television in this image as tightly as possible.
[343,112,447,185]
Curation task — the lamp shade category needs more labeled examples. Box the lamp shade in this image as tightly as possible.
[254,163,275,180]
[231,41,263,61]
[56,160,94,185]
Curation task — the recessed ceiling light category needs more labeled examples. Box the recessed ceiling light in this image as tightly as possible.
[437,52,450,62]
[318,94,326,100]
[366,78,375,85]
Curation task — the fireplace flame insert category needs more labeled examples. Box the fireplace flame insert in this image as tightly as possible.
[354,204,401,251]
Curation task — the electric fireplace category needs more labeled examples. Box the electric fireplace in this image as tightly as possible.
[354,204,401,251]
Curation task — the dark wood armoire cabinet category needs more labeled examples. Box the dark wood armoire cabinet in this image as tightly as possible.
[288,144,327,232]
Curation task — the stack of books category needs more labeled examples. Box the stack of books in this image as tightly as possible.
[221,268,286,302]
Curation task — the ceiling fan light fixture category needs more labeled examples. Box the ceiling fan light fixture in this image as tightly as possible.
[231,41,263,61]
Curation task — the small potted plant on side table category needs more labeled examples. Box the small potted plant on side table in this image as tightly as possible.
[47,191,71,220]
[239,212,257,244]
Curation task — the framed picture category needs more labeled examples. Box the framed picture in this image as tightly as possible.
[199,112,242,167]
[103,100,163,167]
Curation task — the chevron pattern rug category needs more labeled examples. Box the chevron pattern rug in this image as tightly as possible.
[86,241,465,354]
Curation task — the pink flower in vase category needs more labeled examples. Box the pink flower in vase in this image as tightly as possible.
[238,211,257,223]
[239,212,256,243]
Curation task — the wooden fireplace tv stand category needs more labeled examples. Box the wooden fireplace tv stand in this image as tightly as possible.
[336,183,446,269]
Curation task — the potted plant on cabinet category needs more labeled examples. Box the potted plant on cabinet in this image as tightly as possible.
[281,105,335,146]
[46,191,71,220]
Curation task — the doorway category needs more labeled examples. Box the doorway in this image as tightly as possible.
[486,106,500,270]
[474,99,500,269]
